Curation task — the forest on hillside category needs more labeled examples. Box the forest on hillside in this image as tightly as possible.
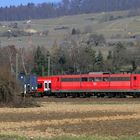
[0,0,140,21]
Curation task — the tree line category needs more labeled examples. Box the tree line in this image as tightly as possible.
[1,38,139,77]
[0,0,140,21]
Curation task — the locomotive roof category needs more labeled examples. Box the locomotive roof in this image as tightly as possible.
[50,73,133,78]
[37,73,140,79]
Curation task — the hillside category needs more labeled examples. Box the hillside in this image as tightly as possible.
[0,11,139,52]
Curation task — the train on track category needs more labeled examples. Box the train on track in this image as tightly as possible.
[19,72,140,98]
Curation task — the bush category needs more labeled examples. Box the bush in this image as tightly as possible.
[0,66,39,107]
[71,28,80,35]
[0,67,18,105]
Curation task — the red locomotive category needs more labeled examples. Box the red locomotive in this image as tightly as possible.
[36,72,140,97]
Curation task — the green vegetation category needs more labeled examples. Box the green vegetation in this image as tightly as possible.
[0,134,140,140]
[0,134,27,140]
[0,66,19,105]
[46,136,140,140]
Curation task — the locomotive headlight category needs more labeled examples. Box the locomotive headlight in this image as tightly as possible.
[32,87,34,90]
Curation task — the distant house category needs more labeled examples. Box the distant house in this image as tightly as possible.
[24,29,38,34]
[26,20,31,24]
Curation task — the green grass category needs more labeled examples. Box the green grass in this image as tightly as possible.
[0,134,27,140]
[47,136,140,140]
[1,134,140,140]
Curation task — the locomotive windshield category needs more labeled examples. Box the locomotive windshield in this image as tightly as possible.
[38,83,43,88]
[49,83,51,89]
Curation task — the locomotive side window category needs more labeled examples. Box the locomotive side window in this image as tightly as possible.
[122,77,130,81]
[73,78,81,82]
[45,83,47,88]
[49,83,51,89]
[89,77,95,81]
[82,77,88,82]
[94,77,102,82]
[38,83,42,88]
[110,77,130,81]
[89,77,107,82]
[103,77,109,81]
[61,78,81,82]
[134,76,137,80]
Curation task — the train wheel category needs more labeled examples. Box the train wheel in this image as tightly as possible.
[133,94,140,98]
[72,93,77,98]
[56,93,62,98]
[119,93,126,98]
[108,93,114,98]
[79,93,83,98]
[86,93,91,97]
[61,93,67,98]
[96,93,104,98]
[33,92,42,97]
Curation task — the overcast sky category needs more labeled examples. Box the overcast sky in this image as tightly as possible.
[0,0,61,7]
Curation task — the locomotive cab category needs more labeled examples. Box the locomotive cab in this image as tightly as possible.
[44,80,51,95]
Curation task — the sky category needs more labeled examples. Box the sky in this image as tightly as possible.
[0,0,61,7]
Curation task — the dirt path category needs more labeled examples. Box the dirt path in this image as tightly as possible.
[0,98,140,138]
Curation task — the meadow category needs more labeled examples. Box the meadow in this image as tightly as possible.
[0,98,140,140]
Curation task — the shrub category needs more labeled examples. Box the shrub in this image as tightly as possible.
[0,66,39,107]
[0,66,18,105]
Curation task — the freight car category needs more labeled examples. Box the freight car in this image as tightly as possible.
[18,73,37,95]
[37,72,140,98]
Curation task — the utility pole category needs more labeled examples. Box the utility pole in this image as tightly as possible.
[48,56,50,76]
[0,41,1,48]
[42,65,44,76]
[16,53,18,79]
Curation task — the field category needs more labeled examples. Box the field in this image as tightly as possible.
[0,97,140,139]
[0,11,140,49]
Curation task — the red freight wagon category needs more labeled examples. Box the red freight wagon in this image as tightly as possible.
[37,73,140,97]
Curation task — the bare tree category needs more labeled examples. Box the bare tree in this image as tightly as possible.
[19,48,27,75]
[5,45,17,74]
